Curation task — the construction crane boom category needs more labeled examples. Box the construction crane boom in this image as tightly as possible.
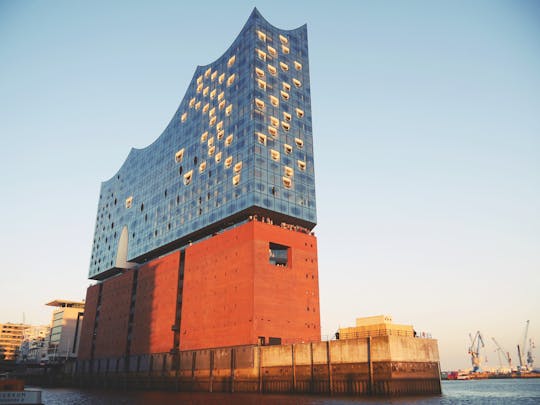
[491,337,511,369]
[468,331,485,372]
[518,320,531,371]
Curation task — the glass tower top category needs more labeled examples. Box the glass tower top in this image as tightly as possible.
[89,9,316,280]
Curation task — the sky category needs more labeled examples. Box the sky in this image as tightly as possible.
[0,0,538,371]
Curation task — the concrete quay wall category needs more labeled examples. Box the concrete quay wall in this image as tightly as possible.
[65,336,441,396]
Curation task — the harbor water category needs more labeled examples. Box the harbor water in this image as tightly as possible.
[39,379,540,404]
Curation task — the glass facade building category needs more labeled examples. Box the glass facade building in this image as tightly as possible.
[89,9,316,280]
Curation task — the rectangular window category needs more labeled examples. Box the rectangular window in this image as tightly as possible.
[125,196,133,209]
[269,242,289,266]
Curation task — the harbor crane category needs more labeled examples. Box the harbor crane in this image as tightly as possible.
[518,320,530,371]
[468,331,485,372]
[491,337,511,369]
[526,338,535,369]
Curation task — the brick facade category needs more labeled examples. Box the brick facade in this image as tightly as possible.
[78,220,320,359]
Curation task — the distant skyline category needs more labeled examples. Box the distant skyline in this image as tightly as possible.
[0,0,538,371]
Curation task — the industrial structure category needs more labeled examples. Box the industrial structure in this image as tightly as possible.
[468,331,485,372]
[72,9,441,396]
[78,7,319,363]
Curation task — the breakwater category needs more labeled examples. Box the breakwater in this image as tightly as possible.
[29,336,441,396]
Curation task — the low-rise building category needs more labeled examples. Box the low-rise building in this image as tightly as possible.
[338,315,415,340]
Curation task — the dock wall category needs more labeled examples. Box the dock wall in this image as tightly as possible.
[42,336,441,396]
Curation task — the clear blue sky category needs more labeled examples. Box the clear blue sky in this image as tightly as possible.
[1,0,538,371]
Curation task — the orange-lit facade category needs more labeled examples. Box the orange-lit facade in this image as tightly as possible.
[79,220,319,359]
[78,9,320,362]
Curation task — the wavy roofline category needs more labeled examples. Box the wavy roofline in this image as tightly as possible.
[101,8,307,185]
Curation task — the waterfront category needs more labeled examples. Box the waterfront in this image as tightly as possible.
[38,379,540,404]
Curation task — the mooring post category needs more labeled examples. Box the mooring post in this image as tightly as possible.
[326,340,333,395]
[368,336,374,395]
[292,344,296,392]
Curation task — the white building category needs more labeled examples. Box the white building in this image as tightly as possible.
[18,325,50,364]
[46,299,84,362]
